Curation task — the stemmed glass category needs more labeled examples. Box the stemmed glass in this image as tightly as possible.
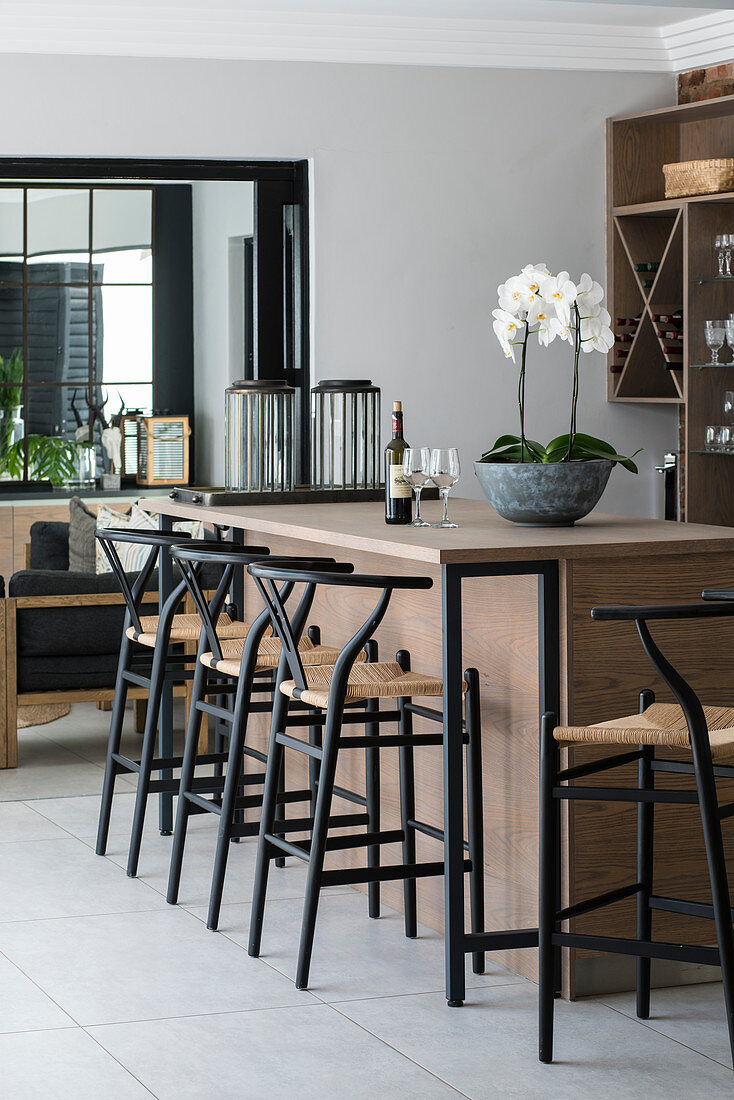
[726,320,734,363]
[726,234,734,278]
[403,447,431,527]
[716,234,727,277]
[428,447,460,528]
[705,320,726,365]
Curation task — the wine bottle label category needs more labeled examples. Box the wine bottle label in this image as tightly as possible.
[389,463,412,499]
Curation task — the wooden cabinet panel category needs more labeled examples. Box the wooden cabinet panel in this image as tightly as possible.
[0,497,144,580]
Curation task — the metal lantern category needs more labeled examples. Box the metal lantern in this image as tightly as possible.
[311,379,381,491]
[225,379,295,493]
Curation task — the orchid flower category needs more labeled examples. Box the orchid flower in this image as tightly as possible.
[492,308,523,362]
[527,298,557,345]
[575,273,604,317]
[520,263,550,296]
[540,270,577,327]
[498,275,536,316]
[580,307,614,353]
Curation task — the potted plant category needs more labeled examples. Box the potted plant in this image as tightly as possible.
[0,349,24,474]
[1,435,82,486]
[475,264,640,526]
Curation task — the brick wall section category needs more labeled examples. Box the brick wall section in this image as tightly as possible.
[678,63,734,104]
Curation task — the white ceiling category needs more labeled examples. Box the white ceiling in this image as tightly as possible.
[0,1,731,72]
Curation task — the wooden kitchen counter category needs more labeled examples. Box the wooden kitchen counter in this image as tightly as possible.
[142,497,734,996]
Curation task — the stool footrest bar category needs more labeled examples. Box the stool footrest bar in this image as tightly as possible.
[464,928,539,952]
[270,813,370,835]
[557,882,642,922]
[649,895,734,921]
[555,786,700,805]
[553,931,721,966]
[557,750,643,783]
[320,859,466,887]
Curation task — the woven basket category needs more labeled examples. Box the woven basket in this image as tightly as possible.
[663,158,734,199]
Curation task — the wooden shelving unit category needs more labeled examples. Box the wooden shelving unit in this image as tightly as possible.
[607,94,734,525]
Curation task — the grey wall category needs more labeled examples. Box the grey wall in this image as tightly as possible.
[191,181,254,481]
[0,53,675,512]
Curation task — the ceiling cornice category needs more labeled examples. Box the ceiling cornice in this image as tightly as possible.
[0,4,729,74]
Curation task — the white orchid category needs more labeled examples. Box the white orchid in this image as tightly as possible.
[540,270,577,327]
[527,298,557,345]
[575,273,604,317]
[488,264,632,473]
[520,263,550,296]
[580,306,614,353]
[492,308,523,361]
[498,274,537,317]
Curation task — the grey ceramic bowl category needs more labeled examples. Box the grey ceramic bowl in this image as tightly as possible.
[474,458,613,526]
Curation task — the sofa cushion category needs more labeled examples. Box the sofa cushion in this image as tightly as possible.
[29,521,70,571]
[17,653,152,694]
[9,569,158,659]
[68,497,98,573]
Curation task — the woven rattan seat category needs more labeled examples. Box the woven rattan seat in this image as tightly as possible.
[555,702,734,760]
[280,660,463,708]
[126,613,250,648]
[200,634,352,676]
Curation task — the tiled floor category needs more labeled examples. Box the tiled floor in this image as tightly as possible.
[1,704,733,1098]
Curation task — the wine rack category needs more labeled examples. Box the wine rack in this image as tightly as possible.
[607,93,734,525]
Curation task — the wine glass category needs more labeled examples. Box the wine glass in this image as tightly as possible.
[726,320,734,362]
[724,391,734,423]
[726,234,734,278]
[403,447,431,527]
[705,320,726,365]
[715,234,727,277]
[428,447,460,528]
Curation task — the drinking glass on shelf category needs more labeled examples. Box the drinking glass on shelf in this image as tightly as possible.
[716,234,727,277]
[724,392,734,423]
[726,234,734,278]
[428,447,460,528]
[402,447,431,527]
[706,425,726,452]
[723,425,734,452]
[705,319,726,365]
[726,320,734,360]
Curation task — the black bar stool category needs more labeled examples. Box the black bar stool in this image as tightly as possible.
[246,560,484,992]
[165,548,352,931]
[94,529,268,877]
[538,593,734,1067]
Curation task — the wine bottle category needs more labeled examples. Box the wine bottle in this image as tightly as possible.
[384,401,412,525]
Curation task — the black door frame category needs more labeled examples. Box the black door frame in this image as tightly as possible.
[0,157,310,484]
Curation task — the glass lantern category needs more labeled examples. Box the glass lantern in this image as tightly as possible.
[311,379,381,490]
[225,379,295,493]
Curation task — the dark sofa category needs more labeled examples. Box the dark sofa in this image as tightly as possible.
[0,520,158,768]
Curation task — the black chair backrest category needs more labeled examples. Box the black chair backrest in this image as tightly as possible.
[248,561,432,696]
[95,527,192,635]
[169,541,269,661]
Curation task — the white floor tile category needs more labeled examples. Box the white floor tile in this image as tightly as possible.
[0,732,134,801]
[89,1003,461,1099]
[0,1027,153,1099]
[0,955,75,1033]
[107,829,317,908]
[0,800,70,843]
[195,889,524,1003]
[336,982,734,1098]
[28,791,216,843]
[0,837,166,922]
[603,981,732,1069]
[0,907,317,1026]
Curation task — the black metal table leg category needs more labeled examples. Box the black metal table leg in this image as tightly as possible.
[442,563,466,1006]
[440,558,561,1006]
[158,512,174,835]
